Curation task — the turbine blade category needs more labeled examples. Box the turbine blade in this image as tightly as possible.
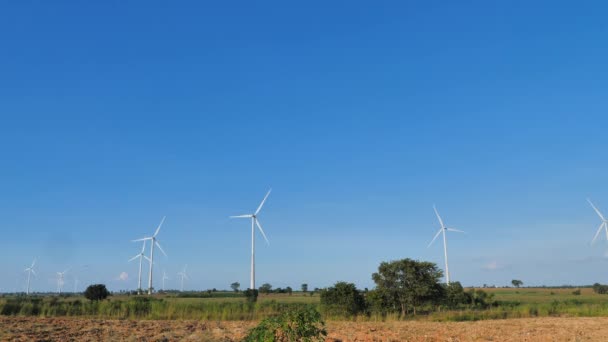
[592,222,604,244]
[447,228,465,233]
[154,216,166,237]
[588,199,606,221]
[128,255,140,262]
[132,238,150,242]
[156,241,167,257]
[31,259,36,268]
[255,189,272,215]
[427,228,443,248]
[433,205,445,228]
[140,240,147,253]
[255,219,270,245]
[144,256,152,263]
[31,269,36,276]
[230,214,252,219]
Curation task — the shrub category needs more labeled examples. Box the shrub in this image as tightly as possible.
[572,289,581,296]
[244,289,259,303]
[320,282,366,317]
[84,284,110,301]
[244,306,326,342]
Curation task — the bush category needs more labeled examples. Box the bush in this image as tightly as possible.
[84,284,110,301]
[320,282,366,317]
[593,283,608,294]
[244,306,326,342]
[572,289,581,296]
[244,289,259,303]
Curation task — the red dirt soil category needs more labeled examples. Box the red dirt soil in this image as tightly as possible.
[1,316,608,341]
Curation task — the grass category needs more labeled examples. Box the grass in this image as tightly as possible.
[3,288,608,321]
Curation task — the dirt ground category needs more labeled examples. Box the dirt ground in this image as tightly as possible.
[1,316,607,341]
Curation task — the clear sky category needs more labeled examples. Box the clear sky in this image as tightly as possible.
[2,1,608,292]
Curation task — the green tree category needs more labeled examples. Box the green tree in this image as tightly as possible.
[372,258,443,316]
[444,282,467,309]
[259,283,273,294]
[511,279,523,288]
[286,286,293,296]
[84,284,110,301]
[320,281,366,317]
[301,283,308,293]
[230,282,240,292]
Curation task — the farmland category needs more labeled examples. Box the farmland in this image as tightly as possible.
[3,288,608,340]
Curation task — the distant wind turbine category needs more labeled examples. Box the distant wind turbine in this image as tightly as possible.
[588,199,608,244]
[133,216,167,295]
[24,259,36,295]
[129,240,150,294]
[177,265,189,292]
[56,268,70,294]
[162,269,169,291]
[428,206,465,284]
[230,189,271,290]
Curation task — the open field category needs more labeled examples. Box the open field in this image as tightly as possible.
[3,288,608,322]
[2,316,608,341]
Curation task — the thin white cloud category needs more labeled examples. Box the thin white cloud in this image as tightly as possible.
[117,272,128,281]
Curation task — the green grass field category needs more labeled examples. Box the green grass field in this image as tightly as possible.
[3,288,608,321]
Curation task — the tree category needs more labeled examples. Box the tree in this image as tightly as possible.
[259,283,272,294]
[511,279,523,288]
[84,284,110,301]
[301,283,308,293]
[286,286,293,296]
[444,282,468,309]
[320,282,366,317]
[372,258,443,316]
[230,282,240,292]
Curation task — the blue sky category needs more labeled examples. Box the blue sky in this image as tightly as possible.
[2,1,608,292]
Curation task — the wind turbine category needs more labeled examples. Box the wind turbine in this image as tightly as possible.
[56,268,70,294]
[428,205,464,284]
[129,240,150,294]
[133,216,167,295]
[588,199,608,244]
[230,189,271,290]
[24,259,36,295]
[177,265,189,292]
[162,269,169,291]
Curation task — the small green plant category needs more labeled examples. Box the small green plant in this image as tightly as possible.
[244,306,327,342]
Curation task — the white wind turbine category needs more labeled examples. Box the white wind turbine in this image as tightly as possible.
[428,206,465,284]
[133,216,167,295]
[129,240,150,294]
[177,265,189,292]
[162,269,169,291]
[56,268,70,294]
[24,259,36,295]
[588,199,608,244]
[230,189,271,290]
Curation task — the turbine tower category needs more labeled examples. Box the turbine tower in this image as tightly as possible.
[133,216,167,295]
[56,268,70,294]
[177,265,189,292]
[230,189,271,290]
[24,259,36,295]
[588,199,608,244]
[428,206,464,284]
[162,269,169,291]
[128,240,149,294]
